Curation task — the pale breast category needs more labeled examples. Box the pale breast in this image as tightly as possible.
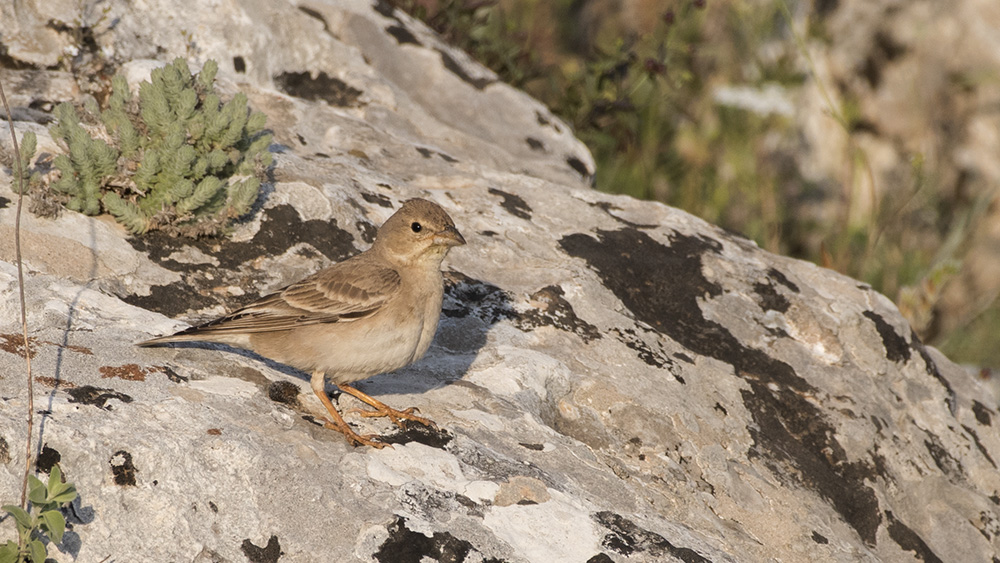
[251,267,445,384]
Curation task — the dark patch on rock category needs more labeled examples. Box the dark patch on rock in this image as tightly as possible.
[885,511,942,563]
[870,415,884,433]
[910,334,957,414]
[517,285,600,343]
[35,445,61,473]
[566,156,590,177]
[135,204,357,269]
[559,229,806,389]
[273,71,363,107]
[765,326,790,338]
[0,196,10,209]
[386,24,420,46]
[526,137,545,151]
[437,50,494,90]
[0,437,9,465]
[297,6,330,33]
[355,219,378,244]
[124,282,219,321]
[454,494,478,510]
[125,204,357,317]
[589,201,657,229]
[375,516,501,563]
[241,535,283,563]
[674,352,694,364]
[587,554,614,563]
[361,191,393,208]
[519,442,544,451]
[612,328,676,373]
[924,431,965,478]
[209,501,218,513]
[413,147,457,163]
[768,267,799,292]
[811,531,829,544]
[443,273,516,325]
[741,382,882,544]
[595,512,709,562]
[488,187,532,220]
[233,55,246,73]
[161,365,187,383]
[66,385,133,410]
[110,450,138,486]
[861,311,910,363]
[379,424,453,449]
[973,401,993,426]
[753,281,790,313]
[983,511,1000,542]
[714,403,728,416]
[267,381,300,407]
[961,424,997,468]
[479,230,497,237]
[559,228,885,544]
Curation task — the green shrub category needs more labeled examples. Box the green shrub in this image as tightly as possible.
[21,58,272,237]
[1,465,78,563]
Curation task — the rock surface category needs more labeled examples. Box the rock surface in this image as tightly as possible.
[0,1,998,562]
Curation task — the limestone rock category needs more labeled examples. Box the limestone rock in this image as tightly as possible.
[0,1,998,562]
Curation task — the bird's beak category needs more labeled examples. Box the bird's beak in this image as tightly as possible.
[434,225,466,247]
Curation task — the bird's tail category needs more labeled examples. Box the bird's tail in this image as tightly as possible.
[135,329,205,347]
[137,323,253,348]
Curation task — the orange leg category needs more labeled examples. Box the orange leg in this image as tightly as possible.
[338,384,438,430]
[310,371,386,448]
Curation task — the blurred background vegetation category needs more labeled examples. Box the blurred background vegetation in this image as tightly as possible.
[391,0,1000,369]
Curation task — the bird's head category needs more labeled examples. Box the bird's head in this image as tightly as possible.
[372,198,466,267]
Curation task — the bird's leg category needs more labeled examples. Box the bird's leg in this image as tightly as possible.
[339,384,438,430]
[310,371,387,448]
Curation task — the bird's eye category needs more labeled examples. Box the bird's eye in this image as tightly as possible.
[411,222,422,233]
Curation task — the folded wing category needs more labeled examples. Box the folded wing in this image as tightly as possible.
[168,257,401,337]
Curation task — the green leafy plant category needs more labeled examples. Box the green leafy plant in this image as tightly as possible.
[1,465,78,563]
[19,57,273,237]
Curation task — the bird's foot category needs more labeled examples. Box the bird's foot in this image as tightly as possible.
[347,405,438,430]
[338,384,439,430]
[320,417,389,449]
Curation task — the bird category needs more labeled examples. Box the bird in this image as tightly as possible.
[138,198,466,448]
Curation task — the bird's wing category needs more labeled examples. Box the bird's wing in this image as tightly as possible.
[181,257,402,336]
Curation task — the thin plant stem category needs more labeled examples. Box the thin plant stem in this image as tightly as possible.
[0,75,35,509]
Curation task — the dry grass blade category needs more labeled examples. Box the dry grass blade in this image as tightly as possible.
[0,75,35,509]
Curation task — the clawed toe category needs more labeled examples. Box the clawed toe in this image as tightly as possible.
[321,417,390,449]
[347,406,436,430]
[338,384,439,430]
